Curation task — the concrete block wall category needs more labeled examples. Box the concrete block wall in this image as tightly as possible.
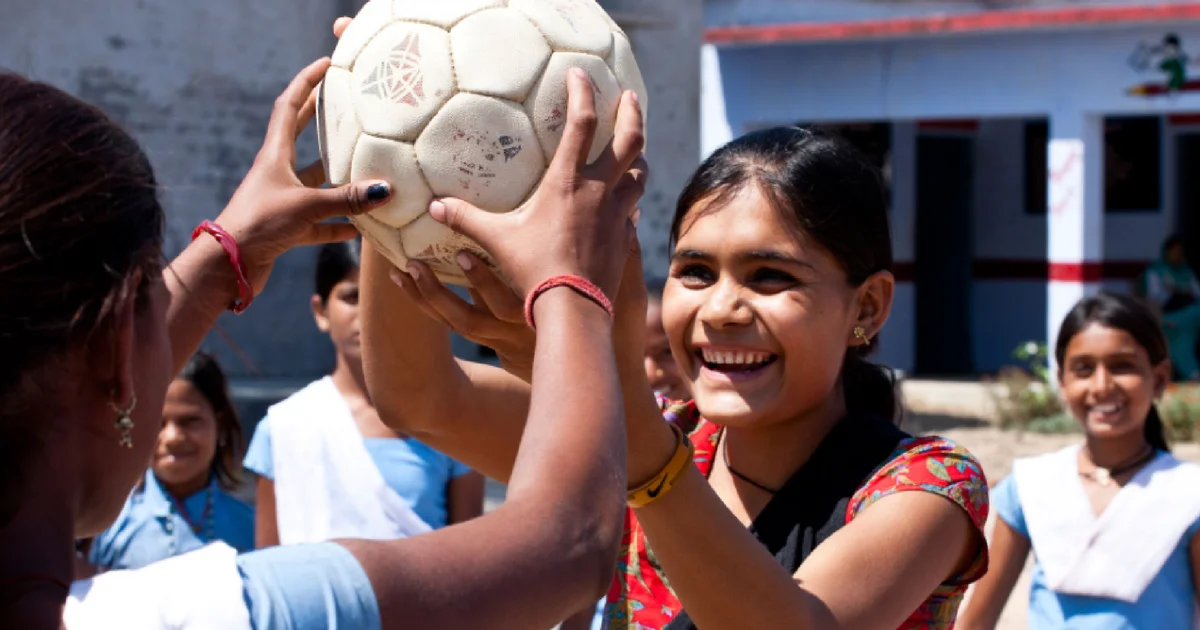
[2,0,704,422]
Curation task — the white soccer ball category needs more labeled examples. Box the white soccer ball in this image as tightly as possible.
[317,0,648,286]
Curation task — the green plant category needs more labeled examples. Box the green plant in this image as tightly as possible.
[1161,385,1200,443]
[987,341,1064,431]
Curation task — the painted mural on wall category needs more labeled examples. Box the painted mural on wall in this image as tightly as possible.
[1127,33,1199,97]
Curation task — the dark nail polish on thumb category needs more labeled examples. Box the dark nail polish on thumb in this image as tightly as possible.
[366,183,391,203]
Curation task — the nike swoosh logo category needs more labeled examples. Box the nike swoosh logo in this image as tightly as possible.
[646,475,668,498]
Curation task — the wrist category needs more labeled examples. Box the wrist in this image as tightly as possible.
[532,286,615,329]
[525,275,614,330]
[190,221,253,314]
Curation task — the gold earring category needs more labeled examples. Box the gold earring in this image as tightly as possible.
[655,368,664,378]
[110,393,137,449]
[853,326,871,347]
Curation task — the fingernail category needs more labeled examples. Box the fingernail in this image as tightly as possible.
[456,252,473,271]
[572,67,588,80]
[388,268,405,288]
[629,90,640,105]
[632,207,641,228]
[407,263,421,281]
[367,183,390,203]
[429,200,446,221]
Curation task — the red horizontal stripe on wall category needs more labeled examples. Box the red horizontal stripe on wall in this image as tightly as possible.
[972,259,1148,281]
[1168,114,1200,126]
[1047,262,1105,283]
[705,3,1200,45]
[892,260,1150,282]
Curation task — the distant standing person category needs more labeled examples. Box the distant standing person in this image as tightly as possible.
[84,353,255,572]
[243,240,484,547]
[1142,234,1199,311]
[1140,234,1200,380]
[959,292,1200,630]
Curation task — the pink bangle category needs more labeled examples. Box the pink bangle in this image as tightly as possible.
[523,275,614,330]
[191,220,253,315]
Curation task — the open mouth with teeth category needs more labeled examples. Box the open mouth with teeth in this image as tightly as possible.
[698,349,779,373]
[1088,402,1123,417]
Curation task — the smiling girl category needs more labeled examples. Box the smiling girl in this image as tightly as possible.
[363,126,991,629]
[86,352,254,571]
[959,292,1200,630]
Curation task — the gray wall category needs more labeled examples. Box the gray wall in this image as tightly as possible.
[609,0,704,278]
[2,0,702,421]
[2,0,352,387]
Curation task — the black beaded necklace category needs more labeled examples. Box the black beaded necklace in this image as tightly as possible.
[721,434,778,494]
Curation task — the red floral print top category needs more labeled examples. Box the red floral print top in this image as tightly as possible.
[605,397,990,630]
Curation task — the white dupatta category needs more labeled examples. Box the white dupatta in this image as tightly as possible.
[64,542,250,630]
[269,377,431,545]
[1013,445,1200,604]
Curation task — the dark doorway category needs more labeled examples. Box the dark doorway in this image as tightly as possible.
[1177,133,1200,274]
[915,135,975,376]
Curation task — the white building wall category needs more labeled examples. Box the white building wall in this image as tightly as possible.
[703,22,1199,374]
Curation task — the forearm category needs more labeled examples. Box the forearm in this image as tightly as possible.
[348,293,630,630]
[254,477,280,549]
[360,242,466,431]
[361,242,536,482]
[616,355,682,486]
[633,467,820,628]
[163,237,240,375]
[958,520,1028,630]
[350,497,618,630]
[507,290,625,534]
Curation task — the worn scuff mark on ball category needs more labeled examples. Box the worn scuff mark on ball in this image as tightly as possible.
[545,106,565,133]
[361,32,425,107]
[450,129,522,186]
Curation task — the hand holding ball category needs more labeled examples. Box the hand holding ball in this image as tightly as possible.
[317,0,647,286]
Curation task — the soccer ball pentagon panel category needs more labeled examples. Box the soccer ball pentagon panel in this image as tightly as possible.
[317,0,647,286]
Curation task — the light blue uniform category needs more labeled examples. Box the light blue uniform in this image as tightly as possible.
[238,542,380,630]
[244,417,473,529]
[90,469,255,571]
[994,475,1200,629]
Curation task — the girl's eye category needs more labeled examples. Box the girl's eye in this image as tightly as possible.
[1108,361,1138,374]
[675,264,715,284]
[750,268,797,285]
[1069,363,1094,378]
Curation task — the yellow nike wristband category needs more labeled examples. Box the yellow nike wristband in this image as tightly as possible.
[627,423,694,508]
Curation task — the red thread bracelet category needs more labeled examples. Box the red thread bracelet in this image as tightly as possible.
[523,275,614,329]
[191,220,254,315]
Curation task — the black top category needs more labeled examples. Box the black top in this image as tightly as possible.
[665,413,909,630]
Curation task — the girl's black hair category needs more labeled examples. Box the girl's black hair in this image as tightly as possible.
[315,239,362,303]
[1054,291,1171,452]
[671,127,898,422]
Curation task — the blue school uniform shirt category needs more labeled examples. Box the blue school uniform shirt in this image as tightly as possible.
[239,542,380,630]
[994,474,1200,629]
[243,414,473,530]
[89,468,255,571]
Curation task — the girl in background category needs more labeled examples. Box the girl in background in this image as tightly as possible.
[244,239,483,547]
[959,292,1200,629]
[643,280,691,407]
[85,352,254,572]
